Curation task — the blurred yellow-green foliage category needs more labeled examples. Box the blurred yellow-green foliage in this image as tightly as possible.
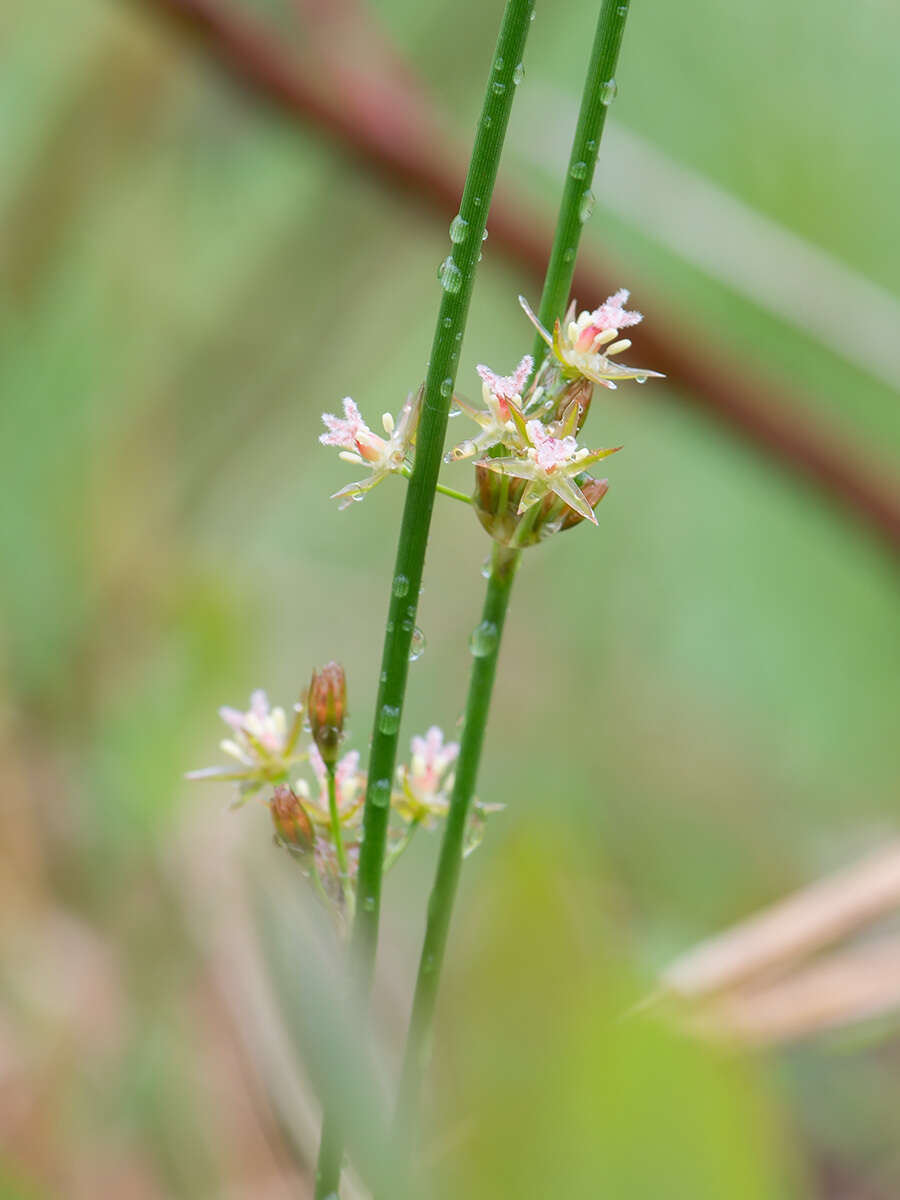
[1,0,898,1195]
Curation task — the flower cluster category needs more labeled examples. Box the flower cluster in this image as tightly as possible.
[319,289,661,547]
[189,677,494,923]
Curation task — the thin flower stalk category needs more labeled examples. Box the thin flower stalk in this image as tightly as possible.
[315,4,536,1196]
[390,0,637,1172]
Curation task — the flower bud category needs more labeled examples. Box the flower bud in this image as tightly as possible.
[270,784,314,852]
[547,376,593,434]
[307,662,347,766]
[473,462,608,548]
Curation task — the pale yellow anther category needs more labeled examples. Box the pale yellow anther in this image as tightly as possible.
[339,451,365,465]
[382,412,395,435]
[607,338,631,356]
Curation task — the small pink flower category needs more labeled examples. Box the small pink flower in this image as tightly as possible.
[448,358,535,462]
[320,391,421,507]
[187,688,306,802]
[394,726,459,825]
[519,292,662,390]
[409,726,459,797]
[572,289,643,352]
[484,417,622,527]
[525,420,578,474]
[319,397,387,464]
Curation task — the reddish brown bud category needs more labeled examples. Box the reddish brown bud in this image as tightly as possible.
[548,376,593,433]
[270,784,314,852]
[308,661,347,766]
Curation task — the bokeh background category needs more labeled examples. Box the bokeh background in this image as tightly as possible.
[2,0,899,1195]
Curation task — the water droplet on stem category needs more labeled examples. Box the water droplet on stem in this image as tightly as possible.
[378,706,400,735]
[449,214,469,244]
[469,620,499,658]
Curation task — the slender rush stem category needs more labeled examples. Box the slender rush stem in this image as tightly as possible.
[531,0,631,364]
[392,0,635,1168]
[389,543,518,1163]
[315,4,535,1196]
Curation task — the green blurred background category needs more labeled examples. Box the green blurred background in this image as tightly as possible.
[1,0,898,1195]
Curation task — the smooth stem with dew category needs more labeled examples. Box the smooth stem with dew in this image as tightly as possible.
[531,0,630,360]
[390,0,635,1168]
[314,3,535,1196]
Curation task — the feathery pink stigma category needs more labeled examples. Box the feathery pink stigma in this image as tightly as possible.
[589,289,642,333]
[320,398,371,450]
[526,420,578,473]
[477,355,533,416]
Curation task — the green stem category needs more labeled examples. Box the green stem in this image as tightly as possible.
[400,466,473,506]
[315,4,535,1196]
[531,0,632,366]
[391,0,635,1175]
[389,543,518,1165]
[434,481,473,505]
[326,766,353,916]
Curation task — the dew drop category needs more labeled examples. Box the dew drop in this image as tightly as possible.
[491,80,506,96]
[469,620,499,658]
[482,228,489,241]
[482,114,492,128]
[449,214,469,244]
[371,777,392,807]
[578,189,595,223]
[362,896,376,912]
[445,440,476,463]
[617,4,627,15]
[437,256,462,294]
[378,705,401,735]
[636,374,648,384]
[440,377,453,398]
[494,55,504,72]
[409,627,426,661]
[442,315,452,329]
[570,160,588,181]
[422,953,436,974]
[563,247,575,263]
[481,556,492,579]
[392,573,410,597]
[513,62,525,86]
[472,195,483,208]
[585,138,597,154]
[448,405,461,419]
[600,78,618,106]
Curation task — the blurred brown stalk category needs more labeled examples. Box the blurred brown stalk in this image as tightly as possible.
[664,841,900,1045]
